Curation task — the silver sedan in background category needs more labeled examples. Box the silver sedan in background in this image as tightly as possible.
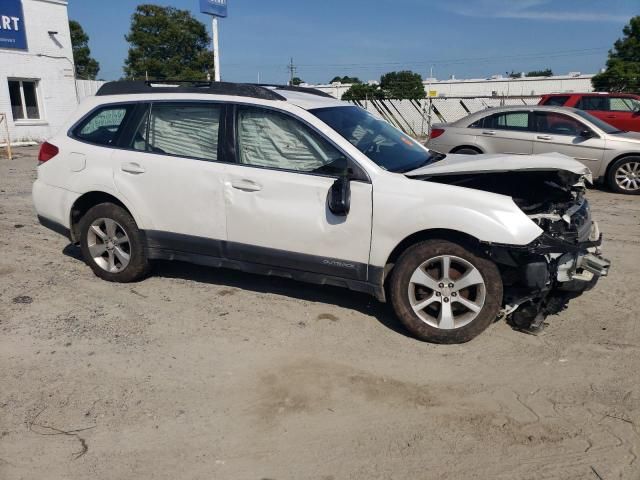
[426,105,640,194]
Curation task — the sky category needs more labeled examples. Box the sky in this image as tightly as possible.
[67,0,638,84]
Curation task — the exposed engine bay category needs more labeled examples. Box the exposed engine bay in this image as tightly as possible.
[413,168,611,333]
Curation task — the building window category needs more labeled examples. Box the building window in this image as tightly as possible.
[8,80,41,121]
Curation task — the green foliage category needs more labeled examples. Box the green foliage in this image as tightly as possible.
[592,16,640,92]
[124,5,214,81]
[330,75,361,84]
[380,71,425,99]
[342,70,426,100]
[341,83,383,101]
[69,20,100,80]
[291,77,304,86]
[525,69,553,77]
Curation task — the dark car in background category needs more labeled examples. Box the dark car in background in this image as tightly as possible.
[539,93,640,132]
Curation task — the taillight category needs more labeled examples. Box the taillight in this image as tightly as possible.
[38,142,59,163]
[429,128,445,139]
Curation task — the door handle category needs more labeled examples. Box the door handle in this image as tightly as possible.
[230,179,262,192]
[121,162,145,174]
[536,135,552,140]
[607,115,617,119]
[482,130,496,136]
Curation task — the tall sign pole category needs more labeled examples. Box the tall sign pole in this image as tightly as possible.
[212,17,220,81]
[200,0,228,82]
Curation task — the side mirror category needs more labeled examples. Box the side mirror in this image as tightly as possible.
[328,176,351,216]
[579,129,595,139]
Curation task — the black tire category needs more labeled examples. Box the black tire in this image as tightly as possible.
[79,203,149,282]
[389,240,503,344]
[606,156,640,195]
[453,147,481,155]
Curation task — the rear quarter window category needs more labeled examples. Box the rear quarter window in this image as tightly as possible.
[73,105,134,146]
[541,96,570,107]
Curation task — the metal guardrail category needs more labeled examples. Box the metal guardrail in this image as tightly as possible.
[348,95,542,138]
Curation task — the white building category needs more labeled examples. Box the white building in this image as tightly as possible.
[0,0,77,145]
[310,73,595,100]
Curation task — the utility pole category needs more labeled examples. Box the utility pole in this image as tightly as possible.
[288,57,296,86]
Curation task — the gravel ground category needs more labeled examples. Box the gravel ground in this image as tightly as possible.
[1,146,639,480]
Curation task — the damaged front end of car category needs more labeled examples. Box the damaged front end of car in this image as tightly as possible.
[414,165,611,334]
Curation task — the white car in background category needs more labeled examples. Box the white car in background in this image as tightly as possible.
[426,105,640,194]
[33,81,609,342]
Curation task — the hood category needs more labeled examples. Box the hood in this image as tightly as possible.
[608,130,640,142]
[406,152,592,182]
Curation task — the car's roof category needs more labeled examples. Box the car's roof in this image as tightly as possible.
[94,80,346,111]
[451,105,583,126]
[543,92,639,97]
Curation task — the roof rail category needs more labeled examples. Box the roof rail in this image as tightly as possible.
[96,80,286,101]
[256,84,336,98]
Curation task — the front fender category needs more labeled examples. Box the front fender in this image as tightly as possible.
[369,176,542,267]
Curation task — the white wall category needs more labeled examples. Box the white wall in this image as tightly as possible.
[0,0,77,144]
[309,74,595,100]
[76,79,105,101]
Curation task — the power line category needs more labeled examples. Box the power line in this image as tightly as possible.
[221,46,608,72]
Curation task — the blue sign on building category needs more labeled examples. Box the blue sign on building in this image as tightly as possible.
[200,0,228,18]
[0,0,27,50]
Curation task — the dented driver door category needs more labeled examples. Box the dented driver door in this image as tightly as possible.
[223,105,373,282]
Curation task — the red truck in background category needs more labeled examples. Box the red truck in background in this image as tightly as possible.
[539,93,640,132]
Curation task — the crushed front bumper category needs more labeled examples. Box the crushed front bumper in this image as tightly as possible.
[483,221,611,332]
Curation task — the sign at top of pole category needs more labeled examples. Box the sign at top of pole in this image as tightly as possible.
[200,0,228,17]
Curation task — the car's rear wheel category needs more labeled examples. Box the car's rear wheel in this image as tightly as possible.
[607,156,640,195]
[79,203,149,282]
[389,240,503,343]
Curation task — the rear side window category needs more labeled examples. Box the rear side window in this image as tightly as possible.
[541,96,570,107]
[74,105,133,146]
[133,103,222,161]
[483,112,529,131]
[576,96,609,111]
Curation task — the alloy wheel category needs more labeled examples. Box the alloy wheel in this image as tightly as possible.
[615,161,640,192]
[86,218,131,273]
[408,255,486,330]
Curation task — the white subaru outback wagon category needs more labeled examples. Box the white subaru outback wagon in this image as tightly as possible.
[33,81,610,343]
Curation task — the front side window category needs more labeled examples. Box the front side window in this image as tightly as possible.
[610,97,640,112]
[237,107,347,175]
[75,105,132,146]
[133,103,221,161]
[8,79,41,120]
[483,112,529,131]
[533,112,585,136]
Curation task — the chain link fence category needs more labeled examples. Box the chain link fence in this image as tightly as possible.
[348,96,541,139]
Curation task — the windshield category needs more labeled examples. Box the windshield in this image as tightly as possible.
[310,106,439,173]
[573,109,624,134]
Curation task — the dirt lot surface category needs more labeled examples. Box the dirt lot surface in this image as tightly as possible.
[1,146,639,480]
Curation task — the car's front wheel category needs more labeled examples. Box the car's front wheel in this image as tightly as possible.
[389,240,503,343]
[79,203,149,282]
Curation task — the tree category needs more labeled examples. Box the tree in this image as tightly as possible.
[341,83,383,101]
[330,75,361,84]
[380,70,425,99]
[592,16,640,92]
[124,5,214,81]
[526,69,553,77]
[291,77,304,86]
[69,20,100,80]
